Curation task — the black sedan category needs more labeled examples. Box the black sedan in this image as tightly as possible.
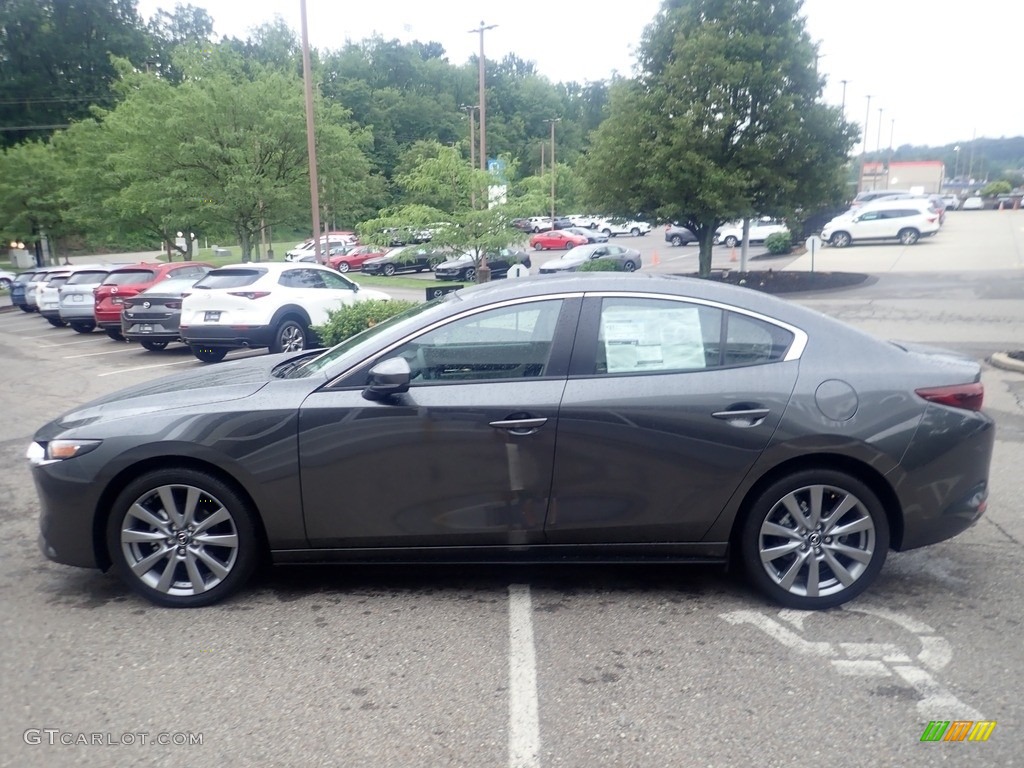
[121,275,209,351]
[361,245,445,276]
[28,274,994,609]
[432,249,532,282]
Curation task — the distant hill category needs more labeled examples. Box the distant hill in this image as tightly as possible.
[863,136,1024,183]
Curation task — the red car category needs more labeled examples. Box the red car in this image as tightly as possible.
[94,261,213,340]
[328,245,389,273]
[528,229,589,250]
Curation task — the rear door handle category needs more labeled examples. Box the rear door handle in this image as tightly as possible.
[711,408,770,428]
[489,417,548,436]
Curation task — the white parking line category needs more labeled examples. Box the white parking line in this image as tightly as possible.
[37,337,105,347]
[62,347,139,359]
[98,359,197,376]
[508,584,541,768]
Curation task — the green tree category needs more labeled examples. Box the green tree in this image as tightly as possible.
[580,0,856,276]
[0,139,69,262]
[0,0,153,147]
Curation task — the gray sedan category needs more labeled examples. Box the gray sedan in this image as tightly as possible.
[538,244,642,273]
[27,273,993,610]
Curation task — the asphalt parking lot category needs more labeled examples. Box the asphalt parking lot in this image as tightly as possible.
[1,210,1022,767]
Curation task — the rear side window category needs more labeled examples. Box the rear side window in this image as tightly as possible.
[104,270,156,285]
[14,272,37,284]
[194,269,265,289]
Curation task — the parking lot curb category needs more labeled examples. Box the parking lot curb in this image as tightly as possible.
[989,352,1024,374]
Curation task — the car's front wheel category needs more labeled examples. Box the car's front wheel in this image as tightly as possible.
[382,263,397,277]
[190,346,228,363]
[105,468,260,607]
[830,231,852,248]
[724,235,739,248]
[739,469,889,610]
[898,228,920,245]
[670,235,683,246]
[271,318,307,354]
[336,262,350,273]
[630,227,641,237]
[464,267,476,282]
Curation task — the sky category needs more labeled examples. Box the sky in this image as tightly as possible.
[135,0,1024,149]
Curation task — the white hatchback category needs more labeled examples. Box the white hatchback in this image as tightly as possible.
[179,262,390,362]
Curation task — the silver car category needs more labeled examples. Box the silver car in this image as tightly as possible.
[539,244,642,273]
[58,266,114,333]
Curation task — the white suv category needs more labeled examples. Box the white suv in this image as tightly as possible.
[821,199,940,248]
[715,218,789,247]
[595,218,652,237]
[179,262,390,362]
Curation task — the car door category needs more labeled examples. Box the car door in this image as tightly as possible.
[299,297,582,548]
[545,294,800,544]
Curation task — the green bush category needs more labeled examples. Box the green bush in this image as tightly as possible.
[577,258,622,272]
[979,180,1012,197]
[764,232,793,255]
[315,299,417,346]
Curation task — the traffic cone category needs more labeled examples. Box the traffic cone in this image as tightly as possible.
[652,250,661,266]
[730,245,737,262]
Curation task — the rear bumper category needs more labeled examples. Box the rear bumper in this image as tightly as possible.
[180,324,276,349]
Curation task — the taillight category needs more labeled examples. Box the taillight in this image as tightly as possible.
[166,301,182,309]
[916,382,984,411]
[227,291,271,300]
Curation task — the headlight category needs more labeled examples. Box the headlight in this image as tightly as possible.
[26,439,102,466]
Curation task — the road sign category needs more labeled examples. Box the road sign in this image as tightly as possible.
[507,264,530,279]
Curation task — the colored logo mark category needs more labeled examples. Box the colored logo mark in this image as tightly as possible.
[920,720,996,742]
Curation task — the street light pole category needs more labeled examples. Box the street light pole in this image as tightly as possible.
[462,104,477,208]
[299,0,322,264]
[839,79,848,119]
[860,94,871,193]
[545,118,560,222]
[887,118,895,189]
[469,22,497,177]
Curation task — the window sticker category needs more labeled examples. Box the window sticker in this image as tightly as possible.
[601,306,706,372]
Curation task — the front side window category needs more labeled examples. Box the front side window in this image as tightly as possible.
[376,299,565,384]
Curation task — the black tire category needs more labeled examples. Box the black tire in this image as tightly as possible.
[336,262,350,273]
[898,228,920,245]
[564,241,573,250]
[534,243,545,251]
[19,305,34,313]
[670,235,683,246]
[739,469,889,610]
[105,468,259,607]
[140,340,169,351]
[105,328,125,341]
[830,232,852,248]
[0,278,11,291]
[630,227,641,237]
[382,263,397,277]
[724,235,739,248]
[191,346,228,363]
[601,228,612,237]
[623,261,638,272]
[46,317,67,328]
[464,267,476,282]
[70,321,95,334]
[270,318,307,354]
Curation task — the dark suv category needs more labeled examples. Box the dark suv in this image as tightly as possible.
[94,262,212,340]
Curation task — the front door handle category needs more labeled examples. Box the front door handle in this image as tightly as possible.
[711,408,770,428]
[489,417,548,436]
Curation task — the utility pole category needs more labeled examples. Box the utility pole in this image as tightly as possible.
[545,118,560,223]
[299,0,321,264]
[462,105,477,208]
[886,118,895,189]
[839,79,848,119]
[469,22,497,175]
[859,94,871,193]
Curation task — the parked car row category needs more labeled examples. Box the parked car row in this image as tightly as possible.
[10,261,390,363]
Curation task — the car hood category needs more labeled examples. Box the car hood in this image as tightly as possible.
[541,257,586,271]
[37,355,285,436]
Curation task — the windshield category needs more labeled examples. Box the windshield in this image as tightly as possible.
[285,297,452,378]
[66,271,109,285]
[194,269,265,289]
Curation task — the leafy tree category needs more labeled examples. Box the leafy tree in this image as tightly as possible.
[0,139,69,262]
[0,0,152,147]
[580,0,856,276]
[144,3,216,83]
[979,180,1011,197]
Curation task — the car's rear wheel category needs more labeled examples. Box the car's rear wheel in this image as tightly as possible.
[724,235,739,248]
[740,469,888,610]
[140,340,169,351]
[830,232,852,248]
[105,328,124,341]
[630,227,641,237]
[898,228,920,245]
[105,468,259,608]
[623,261,638,272]
[271,318,307,354]
[534,243,545,251]
[190,346,228,363]
[46,317,66,328]
[336,262,350,273]
[382,263,397,277]
[602,229,612,237]
[670,235,683,246]
[70,321,94,334]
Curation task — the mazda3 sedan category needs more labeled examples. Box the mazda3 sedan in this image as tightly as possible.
[27,274,994,609]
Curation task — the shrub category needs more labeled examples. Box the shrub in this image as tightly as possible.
[764,231,793,255]
[577,258,622,272]
[315,299,417,346]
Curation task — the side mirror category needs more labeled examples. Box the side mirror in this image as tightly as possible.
[362,357,411,401]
